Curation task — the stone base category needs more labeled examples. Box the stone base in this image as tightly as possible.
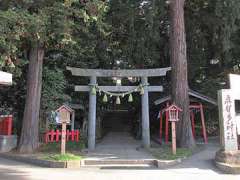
[0,135,17,153]
[155,158,182,168]
[215,149,240,174]
[215,161,240,174]
[215,149,240,164]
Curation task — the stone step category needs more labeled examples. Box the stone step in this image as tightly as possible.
[82,164,155,169]
[83,159,156,168]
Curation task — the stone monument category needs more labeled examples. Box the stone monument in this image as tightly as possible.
[215,74,240,174]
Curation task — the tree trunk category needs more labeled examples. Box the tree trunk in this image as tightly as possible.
[169,0,195,148]
[18,44,44,153]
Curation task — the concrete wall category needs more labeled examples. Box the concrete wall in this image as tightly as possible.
[0,135,17,153]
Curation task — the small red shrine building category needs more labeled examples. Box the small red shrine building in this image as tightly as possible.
[154,89,217,144]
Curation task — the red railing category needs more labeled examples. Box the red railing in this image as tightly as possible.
[0,115,13,135]
[45,130,80,143]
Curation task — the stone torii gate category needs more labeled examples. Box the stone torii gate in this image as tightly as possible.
[67,67,171,150]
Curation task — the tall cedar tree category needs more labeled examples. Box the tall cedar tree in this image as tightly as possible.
[0,0,108,153]
[169,0,195,148]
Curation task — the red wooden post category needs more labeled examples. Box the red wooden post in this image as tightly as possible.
[1,119,4,134]
[3,117,6,134]
[76,130,79,142]
[0,121,1,133]
[0,120,2,134]
[1,120,4,134]
[56,130,59,142]
[3,120,5,134]
[165,102,169,144]
[190,111,196,139]
[2,120,5,134]
[6,116,9,136]
[3,119,6,134]
[159,111,163,144]
[71,130,74,141]
[6,116,12,135]
[50,130,54,142]
[66,130,69,141]
[200,103,208,144]
[5,118,7,134]
[4,117,7,134]
[45,132,49,143]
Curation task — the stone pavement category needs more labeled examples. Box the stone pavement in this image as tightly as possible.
[84,132,154,160]
[0,133,240,180]
[0,143,240,180]
[0,135,240,180]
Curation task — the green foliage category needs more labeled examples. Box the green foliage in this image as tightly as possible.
[41,67,70,112]
[184,0,240,98]
[1,0,240,136]
[99,0,167,68]
[215,0,240,56]
[39,141,86,153]
[149,146,193,160]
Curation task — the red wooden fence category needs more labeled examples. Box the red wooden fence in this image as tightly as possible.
[0,115,13,135]
[45,130,80,143]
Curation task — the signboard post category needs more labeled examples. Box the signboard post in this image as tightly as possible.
[58,106,71,155]
[171,121,177,155]
[163,104,182,155]
[61,122,67,154]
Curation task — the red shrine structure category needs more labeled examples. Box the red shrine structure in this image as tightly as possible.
[154,89,217,144]
[0,115,13,135]
[0,71,16,153]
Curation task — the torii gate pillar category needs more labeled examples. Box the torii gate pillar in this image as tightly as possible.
[141,76,150,148]
[88,76,97,150]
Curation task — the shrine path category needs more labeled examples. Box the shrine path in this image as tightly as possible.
[84,132,154,160]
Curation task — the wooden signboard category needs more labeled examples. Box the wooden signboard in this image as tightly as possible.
[59,109,71,124]
[56,105,73,154]
[60,109,70,154]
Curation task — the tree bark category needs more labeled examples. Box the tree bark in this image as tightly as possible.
[169,0,195,148]
[18,43,44,153]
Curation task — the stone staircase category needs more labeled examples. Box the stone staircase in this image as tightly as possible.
[102,110,132,133]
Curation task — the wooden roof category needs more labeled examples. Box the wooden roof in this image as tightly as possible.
[154,89,217,106]
[56,104,74,113]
